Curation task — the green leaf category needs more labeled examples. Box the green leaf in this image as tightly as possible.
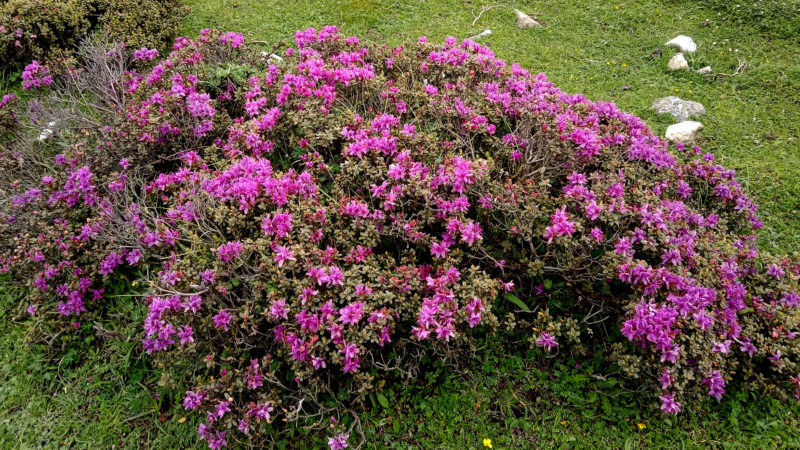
[601,396,612,416]
[377,393,390,409]
[503,293,530,311]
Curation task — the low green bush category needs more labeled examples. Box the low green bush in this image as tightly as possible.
[0,0,185,67]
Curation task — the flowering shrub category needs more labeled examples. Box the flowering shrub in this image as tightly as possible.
[0,0,185,67]
[3,26,800,448]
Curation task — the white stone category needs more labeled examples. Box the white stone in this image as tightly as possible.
[665,121,703,143]
[667,53,689,70]
[261,52,284,64]
[515,10,541,29]
[468,29,492,41]
[696,65,713,75]
[37,121,57,141]
[665,35,697,53]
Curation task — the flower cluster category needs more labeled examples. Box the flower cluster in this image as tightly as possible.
[20,60,52,90]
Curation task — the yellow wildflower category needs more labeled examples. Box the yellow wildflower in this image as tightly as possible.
[483,438,493,448]
[637,423,646,430]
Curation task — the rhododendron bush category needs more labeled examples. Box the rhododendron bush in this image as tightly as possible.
[2,26,800,448]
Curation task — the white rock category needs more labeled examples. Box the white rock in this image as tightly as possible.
[667,53,689,70]
[665,35,697,53]
[37,121,57,141]
[261,51,284,64]
[515,9,541,29]
[696,65,713,74]
[665,121,703,143]
[468,29,492,41]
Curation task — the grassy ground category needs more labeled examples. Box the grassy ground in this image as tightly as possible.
[2,0,800,448]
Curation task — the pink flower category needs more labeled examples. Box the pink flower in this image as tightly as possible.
[659,393,681,414]
[767,264,785,279]
[339,302,365,325]
[207,431,226,449]
[460,221,483,246]
[133,47,159,61]
[213,310,232,330]
[21,60,52,90]
[703,370,726,400]
[217,241,243,262]
[178,326,194,344]
[220,32,245,48]
[272,244,296,267]
[584,200,602,220]
[269,299,289,320]
[430,241,450,258]
[183,391,204,410]
[328,433,349,450]
[543,206,576,243]
[536,333,558,351]
[658,370,674,389]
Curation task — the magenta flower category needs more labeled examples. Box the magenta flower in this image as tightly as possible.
[739,338,757,357]
[767,264,785,279]
[183,391,204,410]
[460,221,483,246]
[269,299,289,320]
[21,60,52,90]
[207,430,227,449]
[328,433,349,450]
[658,370,674,389]
[217,241,243,262]
[213,310,232,330]
[99,252,123,275]
[543,206,576,243]
[430,241,450,259]
[590,227,604,243]
[339,302,365,325]
[536,333,558,352]
[220,32,245,48]
[711,340,731,354]
[703,371,726,400]
[659,393,681,414]
[272,245,296,267]
[133,47,159,61]
[584,200,602,220]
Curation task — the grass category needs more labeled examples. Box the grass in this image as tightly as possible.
[2,0,800,448]
[0,280,196,448]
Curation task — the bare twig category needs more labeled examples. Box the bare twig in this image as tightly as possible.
[472,4,501,26]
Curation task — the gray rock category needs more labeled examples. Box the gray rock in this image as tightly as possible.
[667,53,689,70]
[665,121,703,143]
[651,96,706,121]
[515,9,541,29]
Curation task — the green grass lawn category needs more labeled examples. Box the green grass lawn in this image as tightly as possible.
[2,0,800,448]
